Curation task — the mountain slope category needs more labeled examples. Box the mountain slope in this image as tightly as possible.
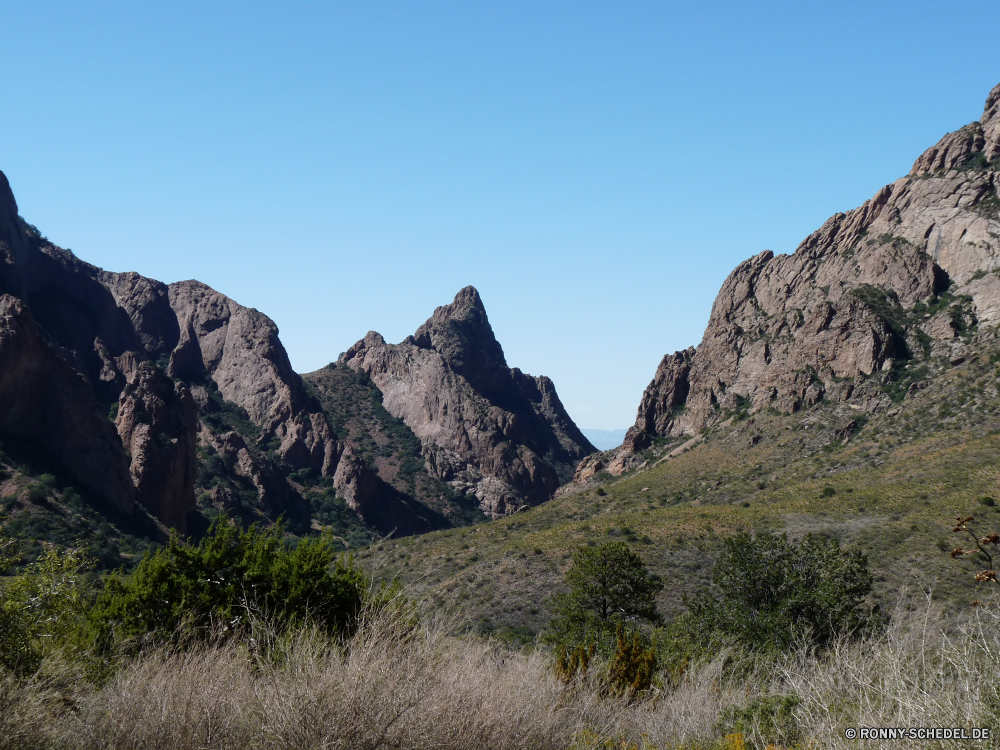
[604,82,1000,474]
[0,171,593,553]
[355,81,1000,639]
[339,287,595,517]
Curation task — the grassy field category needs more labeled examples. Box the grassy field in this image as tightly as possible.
[6,599,1000,749]
[357,348,1000,641]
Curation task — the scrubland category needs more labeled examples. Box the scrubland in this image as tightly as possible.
[1,594,999,750]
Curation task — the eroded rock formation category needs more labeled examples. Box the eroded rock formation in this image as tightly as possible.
[167,280,337,474]
[0,295,135,511]
[0,169,337,528]
[607,81,1000,474]
[116,364,198,532]
[341,286,594,516]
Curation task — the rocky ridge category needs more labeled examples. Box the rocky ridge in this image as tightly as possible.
[603,81,1000,476]
[0,171,591,539]
[115,364,198,532]
[0,294,136,513]
[0,170,408,535]
[340,286,595,517]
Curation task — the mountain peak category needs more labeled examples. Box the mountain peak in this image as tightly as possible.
[421,285,488,328]
[911,81,1000,174]
[412,286,507,379]
[982,82,1000,161]
[0,170,18,223]
[602,79,1000,477]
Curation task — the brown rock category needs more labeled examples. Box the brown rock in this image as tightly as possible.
[167,280,337,473]
[910,123,986,175]
[198,426,297,516]
[610,81,1000,469]
[342,286,594,517]
[116,363,198,532]
[0,295,134,511]
[633,348,694,436]
[982,83,1000,162]
[572,454,605,484]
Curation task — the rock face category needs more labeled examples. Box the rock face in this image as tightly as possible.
[0,169,340,529]
[115,364,198,532]
[341,287,594,516]
[609,81,1000,473]
[167,280,337,475]
[0,295,135,511]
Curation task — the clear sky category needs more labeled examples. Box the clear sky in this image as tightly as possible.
[2,1,998,429]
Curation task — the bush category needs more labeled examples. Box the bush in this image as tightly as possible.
[718,694,801,748]
[671,532,880,655]
[607,624,657,696]
[90,518,368,649]
[546,541,662,651]
[0,532,95,674]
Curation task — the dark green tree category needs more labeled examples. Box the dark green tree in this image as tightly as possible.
[90,518,368,649]
[546,541,663,648]
[674,532,878,654]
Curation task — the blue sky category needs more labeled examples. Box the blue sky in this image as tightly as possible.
[2,1,998,429]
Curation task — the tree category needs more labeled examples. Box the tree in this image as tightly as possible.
[675,532,878,654]
[0,531,95,673]
[547,541,663,649]
[90,517,369,649]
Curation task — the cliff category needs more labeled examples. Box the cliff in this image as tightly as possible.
[341,286,595,516]
[608,82,1000,474]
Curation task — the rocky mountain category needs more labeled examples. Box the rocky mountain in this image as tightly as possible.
[594,81,1000,477]
[0,170,360,535]
[0,169,591,551]
[0,294,135,514]
[338,287,595,517]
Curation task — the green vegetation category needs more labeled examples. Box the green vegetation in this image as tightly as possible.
[547,541,662,650]
[670,532,880,656]
[91,518,368,648]
[303,363,485,525]
[0,530,94,674]
[197,378,261,440]
[357,342,1000,641]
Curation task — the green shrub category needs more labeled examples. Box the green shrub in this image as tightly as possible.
[546,541,662,651]
[673,532,880,655]
[0,532,95,674]
[718,694,801,748]
[90,518,368,649]
[607,623,657,696]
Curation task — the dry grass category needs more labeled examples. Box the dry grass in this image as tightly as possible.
[5,598,1000,749]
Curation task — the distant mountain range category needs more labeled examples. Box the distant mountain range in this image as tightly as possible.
[580,429,627,451]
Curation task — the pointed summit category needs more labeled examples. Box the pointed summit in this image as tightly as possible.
[0,171,18,222]
[982,82,1000,161]
[340,286,594,517]
[911,81,1000,174]
[411,286,508,391]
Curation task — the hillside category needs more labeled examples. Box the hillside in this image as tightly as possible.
[357,81,1000,641]
[358,348,1000,640]
[0,174,590,564]
[603,82,1000,474]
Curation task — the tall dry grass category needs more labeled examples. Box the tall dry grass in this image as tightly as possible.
[4,596,1000,749]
